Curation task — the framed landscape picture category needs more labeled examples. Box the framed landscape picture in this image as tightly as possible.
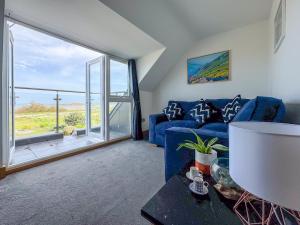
[187,50,230,84]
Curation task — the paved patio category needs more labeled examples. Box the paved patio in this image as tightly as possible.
[11,131,127,166]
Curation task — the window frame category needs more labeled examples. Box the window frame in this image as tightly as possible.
[105,55,132,141]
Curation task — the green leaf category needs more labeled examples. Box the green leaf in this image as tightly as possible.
[196,145,206,154]
[207,137,218,147]
[177,129,226,154]
[183,140,197,144]
[177,143,197,151]
[205,146,212,154]
[190,130,204,145]
[212,144,229,152]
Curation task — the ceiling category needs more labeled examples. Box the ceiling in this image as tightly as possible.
[100,0,273,91]
[165,0,273,39]
[5,0,163,59]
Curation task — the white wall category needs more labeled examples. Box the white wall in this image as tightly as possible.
[152,21,270,112]
[269,0,300,103]
[268,0,300,123]
[140,91,153,131]
[136,47,165,83]
[141,0,300,128]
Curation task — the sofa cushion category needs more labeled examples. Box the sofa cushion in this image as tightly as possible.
[155,120,198,135]
[233,99,256,122]
[206,98,249,122]
[188,99,212,125]
[206,102,223,122]
[170,99,249,121]
[206,98,249,109]
[251,96,282,122]
[163,102,183,121]
[169,100,200,120]
[201,123,228,132]
[222,95,242,123]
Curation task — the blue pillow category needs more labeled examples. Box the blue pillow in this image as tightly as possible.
[251,96,281,122]
[222,95,242,124]
[233,99,256,122]
[163,102,183,121]
[188,99,212,125]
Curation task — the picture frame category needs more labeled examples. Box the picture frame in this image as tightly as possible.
[274,0,286,53]
[187,50,230,84]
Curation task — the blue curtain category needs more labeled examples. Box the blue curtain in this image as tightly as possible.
[129,59,143,140]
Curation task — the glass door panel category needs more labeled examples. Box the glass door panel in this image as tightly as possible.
[109,102,131,139]
[108,58,132,140]
[86,57,105,139]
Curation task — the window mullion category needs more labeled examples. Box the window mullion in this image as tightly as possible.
[104,55,110,141]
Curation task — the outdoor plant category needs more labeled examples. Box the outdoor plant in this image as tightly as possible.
[64,112,85,127]
[177,130,229,154]
[63,126,76,136]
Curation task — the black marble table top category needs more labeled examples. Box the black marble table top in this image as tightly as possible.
[141,168,242,225]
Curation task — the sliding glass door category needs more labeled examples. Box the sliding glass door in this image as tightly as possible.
[86,57,105,140]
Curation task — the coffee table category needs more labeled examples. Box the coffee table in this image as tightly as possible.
[141,167,242,225]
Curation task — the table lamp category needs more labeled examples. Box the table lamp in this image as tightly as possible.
[229,122,300,225]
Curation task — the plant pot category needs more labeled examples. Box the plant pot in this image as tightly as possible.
[195,150,217,175]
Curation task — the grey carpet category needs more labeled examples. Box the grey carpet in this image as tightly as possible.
[0,140,165,225]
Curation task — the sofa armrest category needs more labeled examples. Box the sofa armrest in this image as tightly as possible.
[273,101,286,122]
[164,127,229,181]
[149,113,167,143]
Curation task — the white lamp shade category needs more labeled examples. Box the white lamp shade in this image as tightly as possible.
[229,122,300,211]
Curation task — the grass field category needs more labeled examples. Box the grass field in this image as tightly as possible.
[15,106,100,138]
[14,101,120,139]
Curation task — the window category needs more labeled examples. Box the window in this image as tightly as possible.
[3,19,132,166]
[110,59,129,97]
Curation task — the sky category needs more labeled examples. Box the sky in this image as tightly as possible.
[10,22,128,95]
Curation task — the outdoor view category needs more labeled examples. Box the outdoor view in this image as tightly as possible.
[10,21,129,139]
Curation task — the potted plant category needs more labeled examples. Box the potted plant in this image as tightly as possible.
[177,130,229,175]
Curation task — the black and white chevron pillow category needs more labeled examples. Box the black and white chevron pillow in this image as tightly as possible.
[163,103,183,121]
[189,99,211,125]
[222,95,242,123]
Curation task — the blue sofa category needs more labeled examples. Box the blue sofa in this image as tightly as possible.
[149,96,286,181]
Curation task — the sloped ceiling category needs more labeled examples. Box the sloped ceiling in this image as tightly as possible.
[100,0,273,91]
[99,0,195,91]
[5,0,164,59]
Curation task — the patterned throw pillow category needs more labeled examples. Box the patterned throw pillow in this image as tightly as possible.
[222,95,242,123]
[189,99,212,125]
[163,102,183,121]
[206,102,223,122]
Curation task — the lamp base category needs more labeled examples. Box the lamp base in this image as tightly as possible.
[267,204,300,225]
[234,191,300,225]
[234,191,271,225]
